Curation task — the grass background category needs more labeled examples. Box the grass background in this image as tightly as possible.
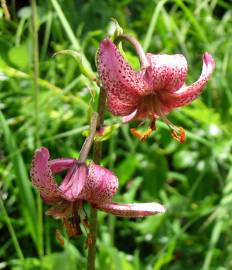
[0,0,232,269]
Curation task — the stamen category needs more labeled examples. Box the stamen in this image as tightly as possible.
[165,119,186,144]
[130,119,156,141]
[55,229,65,247]
[155,104,186,144]
[130,127,152,141]
[63,218,80,237]
[171,127,186,144]
[83,217,90,228]
[85,233,93,249]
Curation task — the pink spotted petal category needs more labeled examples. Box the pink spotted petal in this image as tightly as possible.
[108,95,138,116]
[79,163,118,204]
[94,202,166,217]
[49,158,76,173]
[97,38,145,116]
[144,53,188,93]
[165,52,215,108]
[30,147,61,203]
[59,163,88,201]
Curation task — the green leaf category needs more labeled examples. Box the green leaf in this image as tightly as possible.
[182,100,221,126]
[142,153,168,197]
[53,50,96,81]
[173,150,198,169]
[116,155,138,186]
[153,240,176,270]
[82,123,120,142]
[8,43,29,69]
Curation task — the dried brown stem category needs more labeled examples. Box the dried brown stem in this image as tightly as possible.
[1,0,10,20]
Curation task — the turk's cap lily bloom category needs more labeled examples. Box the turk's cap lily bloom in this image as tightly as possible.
[97,38,215,142]
[30,147,165,219]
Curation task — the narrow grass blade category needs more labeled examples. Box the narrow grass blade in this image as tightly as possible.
[174,0,208,44]
[0,111,37,247]
[0,196,24,261]
[50,0,94,75]
[143,0,168,51]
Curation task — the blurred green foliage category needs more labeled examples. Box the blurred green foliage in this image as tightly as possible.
[0,0,232,269]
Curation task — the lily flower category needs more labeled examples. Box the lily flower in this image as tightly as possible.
[30,147,165,235]
[97,38,215,142]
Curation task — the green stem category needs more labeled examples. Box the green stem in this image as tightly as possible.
[0,196,24,261]
[31,0,40,147]
[143,0,167,51]
[87,88,106,270]
[108,133,116,245]
[41,11,52,60]
[30,0,43,258]
[2,64,89,108]
[50,0,80,50]
[50,0,93,75]
[79,113,98,163]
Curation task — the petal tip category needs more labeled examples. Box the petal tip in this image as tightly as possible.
[95,202,166,217]
[30,146,61,203]
[122,109,138,123]
[156,203,166,213]
[203,52,215,68]
[34,147,49,159]
[100,38,113,49]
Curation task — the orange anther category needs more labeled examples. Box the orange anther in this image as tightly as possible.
[130,128,143,140]
[130,128,153,141]
[63,219,80,237]
[55,229,65,247]
[82,217,90,228]
[171,127,186,144]
[130,120,156,141]
[85,233,93,249]
[179,127,186,143]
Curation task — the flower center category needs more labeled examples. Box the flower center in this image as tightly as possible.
[138,95,160,119]
[130,94,186,143]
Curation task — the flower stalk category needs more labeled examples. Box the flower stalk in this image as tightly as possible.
[30,0,44,259]
[79,112,98,163]
[87,88,106,270]
[115,34,150,69]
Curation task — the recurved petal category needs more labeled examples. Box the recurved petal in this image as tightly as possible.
[79,163,118,204]
[122,109,138,123]
[49,158,76,173]
[97,38,144,116]
[94,202,166,217]
[59,163,88,202]
[30,147,61,203]
[146,53,188,93]
[165,52,215,108]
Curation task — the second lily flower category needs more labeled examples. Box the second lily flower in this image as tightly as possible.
[31,147,165,222]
